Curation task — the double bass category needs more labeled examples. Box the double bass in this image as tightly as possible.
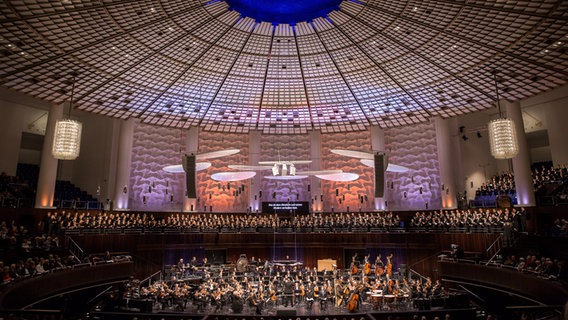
[375,254,385,276]
[350,262,359,275]
[363,254,371,276]
[386,253,393,278]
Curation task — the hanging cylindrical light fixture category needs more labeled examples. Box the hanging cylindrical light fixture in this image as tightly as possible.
[488,118,518,159]
[52,74,82,160]
[488,71,519,159]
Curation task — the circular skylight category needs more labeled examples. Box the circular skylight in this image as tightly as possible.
[226,0,341,24]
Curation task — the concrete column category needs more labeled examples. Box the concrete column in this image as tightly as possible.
[35,103,64,208]
[545,102,568,166]
[113,118,135,210]
[370,126,386,210]
[0,104,23,176]
[105,119,121,204]
[309,130,322,212]
[249,130,261,213]
[505,100,535,206]
[435,117,459,209]
[183,126,199,212]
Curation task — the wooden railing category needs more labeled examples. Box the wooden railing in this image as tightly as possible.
[0,261,134,309]
[439,259,568,306]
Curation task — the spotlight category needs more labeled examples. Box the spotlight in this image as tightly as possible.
[462,135,468,141]
[477,131,482,138]
[459,126,465,133]
[289,163,296,176]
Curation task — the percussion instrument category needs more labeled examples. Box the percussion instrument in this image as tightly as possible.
[384,294,395,304]
[370,293,383,309]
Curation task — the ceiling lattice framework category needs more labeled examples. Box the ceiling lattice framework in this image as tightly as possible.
[1,0,567,134]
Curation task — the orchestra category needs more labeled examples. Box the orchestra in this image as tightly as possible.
[128,253,444,315]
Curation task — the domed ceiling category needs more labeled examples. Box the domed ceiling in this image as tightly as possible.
[1,0,567,134]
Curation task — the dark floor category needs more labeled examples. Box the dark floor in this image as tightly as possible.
[145,295,416,316]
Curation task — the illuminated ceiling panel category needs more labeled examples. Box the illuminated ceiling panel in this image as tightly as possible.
[1,0,567,134]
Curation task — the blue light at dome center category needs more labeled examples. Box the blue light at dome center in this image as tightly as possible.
[225,0,342,24]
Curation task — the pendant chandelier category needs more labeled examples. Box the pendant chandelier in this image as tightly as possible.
[488,71,519,159]
[52,73,82,160]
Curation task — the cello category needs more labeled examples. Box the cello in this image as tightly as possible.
[346,292,359,312]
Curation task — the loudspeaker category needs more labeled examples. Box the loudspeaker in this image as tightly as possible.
[374,153,385,198]
[276,307,296,316]
[183,154,196,198]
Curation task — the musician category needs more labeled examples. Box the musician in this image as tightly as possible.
[386,253,394,278]
[177,258,185,277]
[345,278,362,312]
[375,254,385,277]
[319,280,330,310]
[431,279,442,297]
[171,283,186,311]
[212,286,223,312]
[352,253,359,263]
[282,277,294,307]
[359,255,368,276]
[249,289,263,315]
[334,278,346,307]
[305,280,316,309]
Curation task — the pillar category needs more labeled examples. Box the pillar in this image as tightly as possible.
[504,100,535,206]
[249,130,261,213]
[545,102,568,166]
[370,126,386,210]
[435,117,460,209]
[309,130,322,212]
[35,103,64,208]
[113,118,135,210]
[0,103,23,176]
[183,126,199,212]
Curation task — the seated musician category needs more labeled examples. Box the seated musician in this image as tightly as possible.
[249,289,263,315]
[319,281,329,310]
[305,280,316,309]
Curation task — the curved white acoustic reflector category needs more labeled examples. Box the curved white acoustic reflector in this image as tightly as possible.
[211,171,256,182]
[330,149,374,160]
[296,170,343,175]
[258,160,312,165]
[360,159,410,173]
[196,149,240,161]
[315,172,359,182]
[263,175,308,180]
[228,164,273,171]
[163,162,211,173]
